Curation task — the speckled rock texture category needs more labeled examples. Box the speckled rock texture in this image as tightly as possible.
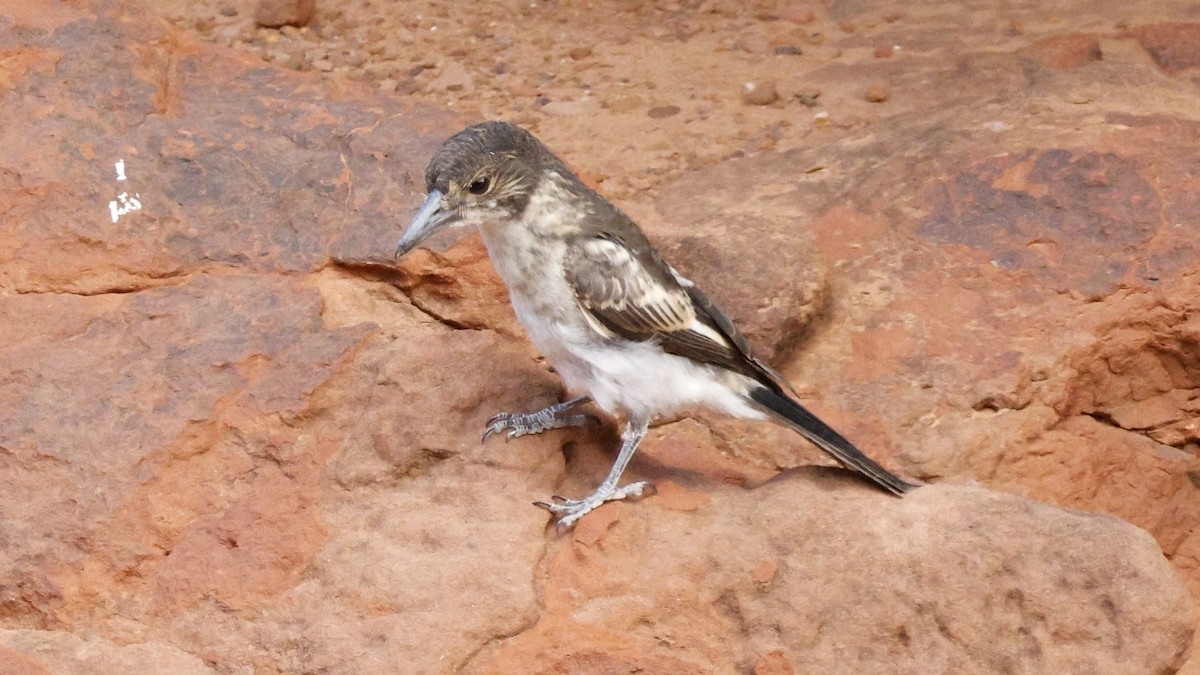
[0,1,1196,672]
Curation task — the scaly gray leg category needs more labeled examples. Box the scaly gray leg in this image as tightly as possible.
[482,396,592,443]
[535,414,655,530]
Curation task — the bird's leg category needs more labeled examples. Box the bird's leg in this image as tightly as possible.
[535,414,655,530]
[482,396,593,443]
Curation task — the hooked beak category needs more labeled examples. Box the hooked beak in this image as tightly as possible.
[395,189,451,259]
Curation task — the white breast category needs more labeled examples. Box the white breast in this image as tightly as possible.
[477,179,597,393]
[476,178,765,422]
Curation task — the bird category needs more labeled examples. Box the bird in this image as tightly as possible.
[395,121,918,529]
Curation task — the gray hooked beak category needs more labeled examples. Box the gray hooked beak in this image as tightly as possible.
[395,189,450,258]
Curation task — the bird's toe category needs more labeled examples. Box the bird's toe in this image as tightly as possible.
[616,480,656,500]
[534,480,657,531]
[533,497,584,513]
[481,412,515,443]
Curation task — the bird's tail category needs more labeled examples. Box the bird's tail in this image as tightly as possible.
[749,385,918,496]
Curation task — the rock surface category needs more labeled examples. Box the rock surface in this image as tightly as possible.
[470,480,1193,674]
[0,0,1197,673]
[253,0,315,29]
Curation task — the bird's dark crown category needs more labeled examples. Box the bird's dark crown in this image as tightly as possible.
[420,121,589,230]
[425,121,547,194]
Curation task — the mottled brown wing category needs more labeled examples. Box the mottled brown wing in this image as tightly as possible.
[564,234,765,380]
[680,278,797,394]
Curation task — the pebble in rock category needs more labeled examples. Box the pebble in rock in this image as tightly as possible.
[780,4,815,24]
[255,0,316,29]
[742,81,779,106]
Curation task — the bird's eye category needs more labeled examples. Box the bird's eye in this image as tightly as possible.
[468,176,492,196]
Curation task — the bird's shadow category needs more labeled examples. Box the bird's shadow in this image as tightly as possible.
[556,416,886,497]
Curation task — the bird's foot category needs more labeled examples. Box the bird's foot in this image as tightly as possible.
[534,480,656,530]
[482,407,590,443]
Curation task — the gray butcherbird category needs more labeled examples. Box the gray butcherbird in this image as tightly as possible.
[395,121,917,529]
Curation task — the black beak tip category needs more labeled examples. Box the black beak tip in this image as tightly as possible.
[394,241,421,261]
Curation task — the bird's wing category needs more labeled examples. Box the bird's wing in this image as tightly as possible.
[564,232,774,382]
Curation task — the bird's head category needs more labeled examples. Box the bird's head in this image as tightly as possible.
[395,121,546,258]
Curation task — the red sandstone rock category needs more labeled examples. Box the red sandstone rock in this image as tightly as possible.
[0,632,211,674]
[0,0,1197,673]
[254,0,315,28]
[1021,33,1103,69]
[468,483,1194,673]
[1127,23,1200,74]
[779,5,815,26]
[0,646,52,675]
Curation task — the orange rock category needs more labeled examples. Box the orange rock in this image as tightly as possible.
[652,479,713,512]
[2,0,1199,672]
[754,649,796,675]
[1127,23,1200,74]
[254,0,315,28]
[0,647,52,675]
[751,557,778,584]
[1021,33,1103,69]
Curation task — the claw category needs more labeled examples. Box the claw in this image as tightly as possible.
[479,403,590,444]
[533,496,581,512]
[481,413,510,443]
[533,480,655,531]
[529,414,654,533]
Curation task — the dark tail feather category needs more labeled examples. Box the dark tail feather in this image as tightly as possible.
[749,385,918,496]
